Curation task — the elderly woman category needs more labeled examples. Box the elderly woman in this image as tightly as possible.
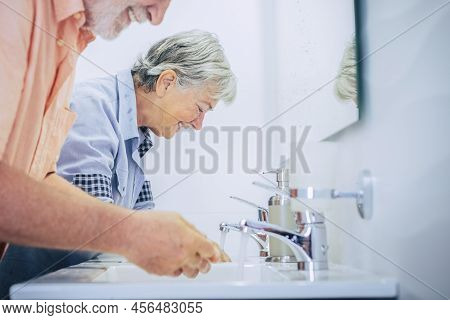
[60,30,236,208]
[0,30,236,296]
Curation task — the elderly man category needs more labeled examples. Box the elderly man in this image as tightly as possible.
[0,0,222,299]
[0,30,235,294]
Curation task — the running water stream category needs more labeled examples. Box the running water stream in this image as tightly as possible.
[236,232,249,280]
[219,230,227,251]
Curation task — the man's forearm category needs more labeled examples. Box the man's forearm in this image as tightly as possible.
[43,172,99,200]
[0,161,133,255]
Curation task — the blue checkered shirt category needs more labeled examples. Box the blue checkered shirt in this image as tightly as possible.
[57,69,154,210]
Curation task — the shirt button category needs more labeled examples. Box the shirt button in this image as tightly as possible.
[56,39,65,47]
[73,12,82,20]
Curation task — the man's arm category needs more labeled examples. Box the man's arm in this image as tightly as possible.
[43,172,100,200]
[0,161,220,277]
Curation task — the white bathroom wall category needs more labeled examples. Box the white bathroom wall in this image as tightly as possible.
[294,0,450,299]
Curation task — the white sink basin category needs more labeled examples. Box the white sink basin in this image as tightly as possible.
[93,263,286,283]
[10,257,397,299]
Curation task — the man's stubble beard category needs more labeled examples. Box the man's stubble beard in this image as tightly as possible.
[83,0,131,40]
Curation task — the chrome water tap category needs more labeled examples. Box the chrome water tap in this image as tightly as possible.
[239,215,328,271]
[219,210,328,270]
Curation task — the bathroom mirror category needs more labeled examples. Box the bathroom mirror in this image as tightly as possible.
[266,0,359,141]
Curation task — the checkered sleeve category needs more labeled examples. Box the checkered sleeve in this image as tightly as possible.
[72,173,113,203]
[134,180,155,210]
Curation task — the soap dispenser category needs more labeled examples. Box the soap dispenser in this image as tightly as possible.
[264,168,297,261]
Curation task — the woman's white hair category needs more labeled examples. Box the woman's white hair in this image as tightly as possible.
[132,30,237,104]
[335,38,357,104]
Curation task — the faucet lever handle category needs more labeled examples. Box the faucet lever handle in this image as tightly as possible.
[252,182,290,197]
[229,196,266,211]
[229,196,269,222]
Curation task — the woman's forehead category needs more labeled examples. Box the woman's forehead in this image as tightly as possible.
[181,86,216,105]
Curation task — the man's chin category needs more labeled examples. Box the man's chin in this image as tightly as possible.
[162,132,177,139]
[90,18,130,40]
[94,26,125,40]
[96,30,120,40]
[160,128,178,139]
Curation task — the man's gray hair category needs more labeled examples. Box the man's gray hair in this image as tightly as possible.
[132,30,236,104]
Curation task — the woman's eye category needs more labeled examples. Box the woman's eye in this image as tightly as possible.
[197,106,204,113]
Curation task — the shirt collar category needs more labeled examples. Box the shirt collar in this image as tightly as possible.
[53,0,85,23]
[116,69,140,142]
[140,127,153,141]
[137,127,154,158]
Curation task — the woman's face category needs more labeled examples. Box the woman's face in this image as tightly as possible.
[135,70,217,139]
[157,85,216,138]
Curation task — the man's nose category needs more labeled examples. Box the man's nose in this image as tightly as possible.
[147,0,171,25]
[191,112,205,130]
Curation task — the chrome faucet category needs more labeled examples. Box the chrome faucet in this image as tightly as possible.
[220,209,328,271]
[240,210,328,271]
[239,219,311,264]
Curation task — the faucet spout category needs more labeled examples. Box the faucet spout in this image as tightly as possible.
[240,219,312,263]
[219,222,240,233]
[220,222,269,256]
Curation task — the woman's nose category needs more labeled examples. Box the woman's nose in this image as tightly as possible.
[191,112,206,130]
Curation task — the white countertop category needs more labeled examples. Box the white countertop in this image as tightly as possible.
[10,255,397,299]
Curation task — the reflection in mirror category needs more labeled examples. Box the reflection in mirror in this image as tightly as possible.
[266,0,359,141]
[335,38,357,107]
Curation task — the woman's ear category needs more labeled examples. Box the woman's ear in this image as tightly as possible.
[155,70,177,97]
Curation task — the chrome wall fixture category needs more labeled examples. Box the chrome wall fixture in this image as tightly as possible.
[253,169,374,220]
